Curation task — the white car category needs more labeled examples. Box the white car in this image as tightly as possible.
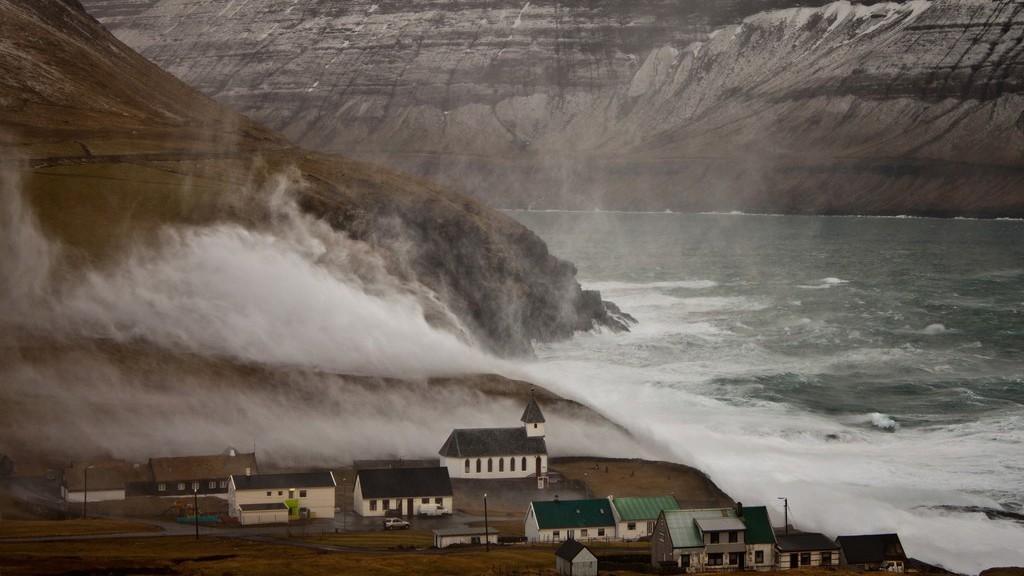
[383,517,410,530]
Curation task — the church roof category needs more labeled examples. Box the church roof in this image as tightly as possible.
[438,427,547,458]
[520,397,546,423]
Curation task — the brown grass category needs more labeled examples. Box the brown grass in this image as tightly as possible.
[289,529,435,549]
[0,518,161,538]
[551,457,733,507]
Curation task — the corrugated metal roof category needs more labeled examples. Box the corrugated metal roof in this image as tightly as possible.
[532,498,616,530]
[438,427,547,458]
[741,506,775,545]
[356,467,453,498]
[663,508,736,548]
[231,471,336,491]
[695,516,746,532]
[611,495,679,521]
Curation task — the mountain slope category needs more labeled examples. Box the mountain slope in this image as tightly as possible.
[1,0,626,358]
[81,0,1024,217]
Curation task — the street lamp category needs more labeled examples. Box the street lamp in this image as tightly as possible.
[484,492,489,552]
[82,465,95,519]
[777,497,789,535]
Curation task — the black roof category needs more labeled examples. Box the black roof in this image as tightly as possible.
[555,538,591,561]
[837,534,906,564]
[776,532,841,552]
[439,427,547,458]
[356,467,453,499]
[521,397,546,423]
[231,471,335,491]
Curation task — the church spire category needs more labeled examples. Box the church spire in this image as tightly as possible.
[522,389,546,437]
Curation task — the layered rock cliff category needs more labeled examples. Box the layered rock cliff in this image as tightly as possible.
[82,0,1024,217]
[1,0,624,359]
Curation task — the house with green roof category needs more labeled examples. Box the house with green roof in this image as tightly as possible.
[651,504,776,572]
[526,497,616,543]
[609,495,679,540]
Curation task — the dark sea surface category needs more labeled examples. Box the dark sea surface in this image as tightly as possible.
[512,211,1024,574]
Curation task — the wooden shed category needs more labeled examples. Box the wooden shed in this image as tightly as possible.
[556,539,598,576]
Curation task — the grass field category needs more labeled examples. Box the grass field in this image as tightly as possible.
[0,518,161,538]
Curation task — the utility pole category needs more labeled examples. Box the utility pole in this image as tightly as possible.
[83,465,95,519]
[777,497,789,535]
[194,488,200,540]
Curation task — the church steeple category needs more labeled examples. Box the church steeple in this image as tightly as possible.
[521,389,546,438]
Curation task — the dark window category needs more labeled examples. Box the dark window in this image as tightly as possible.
[499,458,504,472]
[476,459,481,473]
[511,458,516,471]
[487,458,493,472]
[383,499,390,510]
[435,497,443,505]
[729,530,738,543]
[581,529,588,537]
[822,552,832,566]
[266,491,271,496]
[801,553,811,566]
[755,550,765,564]
[465,459,470,473]
[681,554,691,567]
[710,532,720,544]
[627,522,636,531]
[552,530,560,539]
[598,528,605,536]
[370,500,377,511]
[299,490,307,498]
[708,553,724,566]
[422,498,430,504]
[277,490,283,496]
[522,457,527,470]
[730,553,743,565]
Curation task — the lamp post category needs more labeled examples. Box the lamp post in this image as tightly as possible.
[82,465,95,519]
[777,497,789,535]
[483,492,489,552]
[194,488,200,540]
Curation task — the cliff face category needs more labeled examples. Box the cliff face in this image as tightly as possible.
[81,0,1024,217]
[1,0,622,359]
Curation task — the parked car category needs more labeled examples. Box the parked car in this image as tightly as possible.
[383,517,410,530]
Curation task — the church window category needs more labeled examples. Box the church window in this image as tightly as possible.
[476,459,481,473]
[522,457,527,470]
[487,458,493,472]
[511,458,516,471]
[465,459,470,473]
[499,458,504,472]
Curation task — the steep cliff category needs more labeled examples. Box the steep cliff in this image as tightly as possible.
[1,0,623,359]
[82,0,1024,217]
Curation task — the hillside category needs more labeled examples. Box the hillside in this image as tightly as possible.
[80,0,1024,217]
[0,0,640,463]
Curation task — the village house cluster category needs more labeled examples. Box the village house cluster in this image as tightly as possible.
[57,395,910,572]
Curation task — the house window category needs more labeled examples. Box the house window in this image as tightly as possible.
[710,532,720,544]
[708,553,724,566]
[755,550,765,564]
[422,498,430,504]
[465,459,470,473]
[552,530,560,539]
[219,480,227,488]
[627,522,636,531]
[476,459,481,473]
[383,499,390,510]
[510,458,516,471]
[597,528,605,537]
[191,482,199,491]
[681,554,691,568]
[208,481,216,489]
[521,457,527,471]
[729,530,738,543]
[581,529,588,537]
[370,500,377,511]
[177,482,185,491]
[499,458,504,472]
[487,458,493,472]
[266,491,272,496]
[534,423,538,428]
[277,490,283,496]
[730,553,743,565]
[300,490,307,498]
[288,489,295,499]
[435,497,443,505]
[822,552,832,566]
[801,553,811,566]
[157,483,166,492]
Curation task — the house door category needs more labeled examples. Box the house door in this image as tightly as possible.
[790,553,799,568]
[567,529,574,540]
[535,456,542,477]
[407,498,414,517]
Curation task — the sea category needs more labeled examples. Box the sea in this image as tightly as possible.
[510,211,1024,575]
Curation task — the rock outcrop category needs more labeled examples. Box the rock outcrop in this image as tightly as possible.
[1,0,624,358]
[81,0,1024,217]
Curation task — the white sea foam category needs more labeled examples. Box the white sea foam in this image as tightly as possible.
[584,279,719,292]
[920,323,947,335]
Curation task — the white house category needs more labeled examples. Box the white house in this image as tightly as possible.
[526,498,616,543]
[439,395,548,485]
[352,467,453,517]
[62,460,148,503]
[228,470,336,525]
[609,495,679,540]
[433,527,499,548]
[556,539,599,576]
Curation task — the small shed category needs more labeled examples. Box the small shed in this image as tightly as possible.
[837,533,907,572]
[556,539,598,576]
[776,532,841,569]
[432,527,499,548]
[237,502,289,525]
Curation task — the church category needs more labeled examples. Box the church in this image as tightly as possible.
[438,395,549,487]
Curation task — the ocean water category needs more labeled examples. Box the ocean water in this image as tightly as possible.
[511,211,1024,574]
